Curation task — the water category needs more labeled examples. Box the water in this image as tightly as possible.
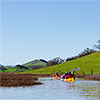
[0,77,100,100]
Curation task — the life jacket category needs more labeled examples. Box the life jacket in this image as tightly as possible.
[68,75,72,79]
[64,75,68,79]
[53,74,57,77]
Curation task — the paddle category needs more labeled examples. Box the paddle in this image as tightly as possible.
[58,68,74,80]
[70,68,74,72]
[72,68,80,75]
[75,68,80,72]
[58,68,80,80]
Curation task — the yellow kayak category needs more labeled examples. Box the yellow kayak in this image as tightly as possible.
[64,78,75,82]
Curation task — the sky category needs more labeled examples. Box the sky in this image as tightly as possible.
[1,0,100,65]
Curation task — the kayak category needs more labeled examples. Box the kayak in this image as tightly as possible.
[53,76,59,80]
[63,78,75,82]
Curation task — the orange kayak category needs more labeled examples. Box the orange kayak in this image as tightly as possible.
[53,76,59,80]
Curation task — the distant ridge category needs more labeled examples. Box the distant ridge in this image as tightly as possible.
[0,64,4,67]
[23,59,47,69]
[5,65,15,67]
[23,51,100,74]
[40,59,48,63]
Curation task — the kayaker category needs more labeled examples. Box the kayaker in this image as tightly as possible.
[61,72,68,79]
[66,72,72,79]
[72,71,75,79]
[53,72,60,77]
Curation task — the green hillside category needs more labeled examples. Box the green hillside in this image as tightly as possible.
[23,59,47,69]
[0,59,47,73]
[22,51,100,74]
[0,67,17,72]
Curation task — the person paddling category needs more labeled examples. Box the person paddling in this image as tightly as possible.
[53,72,60,77]
[71,71,75,79]
[61,72,68,79]
[66,72,72,79]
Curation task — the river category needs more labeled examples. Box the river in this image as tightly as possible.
[0,77,100,100]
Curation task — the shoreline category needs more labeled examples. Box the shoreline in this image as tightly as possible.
[0,73,100,87]
[24,73,100,81]
[76,74,100,81]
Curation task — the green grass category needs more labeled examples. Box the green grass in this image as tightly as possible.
[0,59,47,72]
[0,67,17,72]
[0,67,29,73]
[21,51,100,74]
[23,59,47,69]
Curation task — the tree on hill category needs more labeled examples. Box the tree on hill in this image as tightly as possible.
[66,48,96,61]
[47,57,64,66]
[79,48,96,57]
[94,40,100,51]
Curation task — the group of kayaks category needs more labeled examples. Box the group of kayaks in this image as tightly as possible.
[53,76,75,82]
[53,68,80,82]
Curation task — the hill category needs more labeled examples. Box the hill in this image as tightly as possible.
[21,51,100,74]
[0,59,48,72]
[23,59,47,69]
[0,64,4,67]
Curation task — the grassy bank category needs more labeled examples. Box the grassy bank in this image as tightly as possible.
[0,73,42,87]
[21,51,100,74]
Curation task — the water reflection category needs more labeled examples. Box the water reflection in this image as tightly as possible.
[0,78,100,100]
[75,80,100,99]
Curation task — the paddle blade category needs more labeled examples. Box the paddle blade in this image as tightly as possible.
[71,68,74,72]
[75,68,80,71]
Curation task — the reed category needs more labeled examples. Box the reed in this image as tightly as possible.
[84,74,100,81]
[25,73,52,77]
[76,74,100,81]
[0,73,42,87]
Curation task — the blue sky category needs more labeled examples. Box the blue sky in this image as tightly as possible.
[1,0,100,65]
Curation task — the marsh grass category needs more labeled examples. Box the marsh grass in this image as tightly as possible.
[0,73,42,87]
[84,74,100,81]
[76,74,100,81]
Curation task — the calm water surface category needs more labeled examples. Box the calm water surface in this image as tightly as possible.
[0,77,100,100]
